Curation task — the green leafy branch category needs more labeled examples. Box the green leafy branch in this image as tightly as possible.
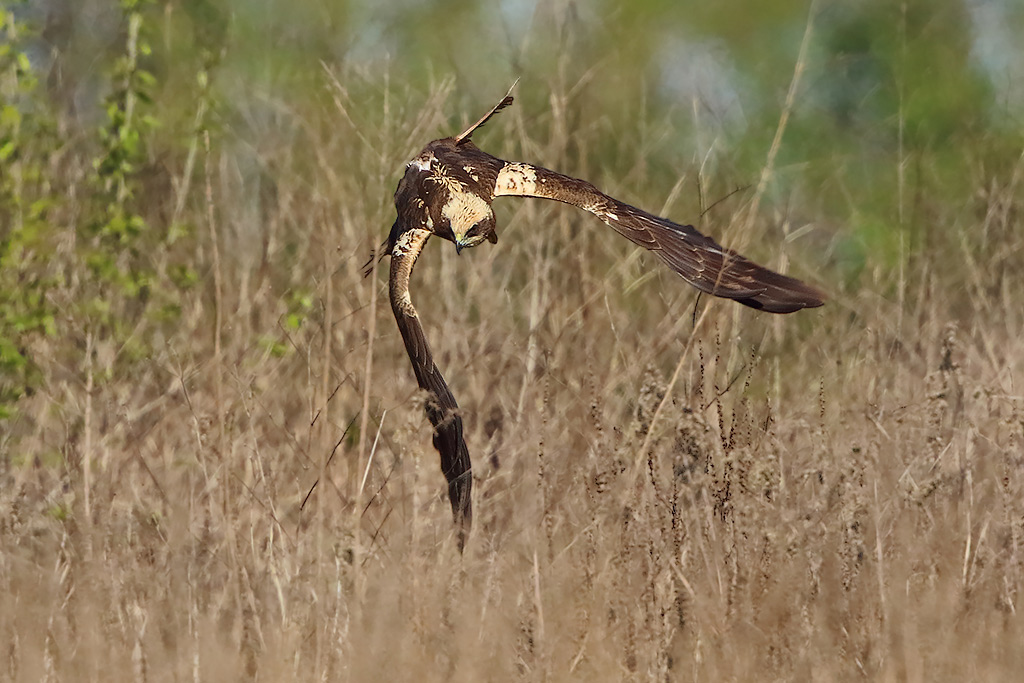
[80,0,160,326]
[0,5,58,419]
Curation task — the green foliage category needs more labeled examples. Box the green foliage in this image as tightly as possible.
[0,5,58,418]
[1,0,199,425]
[79,0,160,332]
[258,336,290,359]
[284,289,314,332]
[67,0,205,401]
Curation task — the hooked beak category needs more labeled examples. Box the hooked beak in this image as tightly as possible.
[455,240,466,255]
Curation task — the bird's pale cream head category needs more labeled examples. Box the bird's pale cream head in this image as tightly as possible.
[442,191,495,253]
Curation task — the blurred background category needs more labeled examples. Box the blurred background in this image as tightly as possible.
[3,1,1024,679]
[17,0,1024,262]
[5,0,1021,332]
[4,0,1022,429]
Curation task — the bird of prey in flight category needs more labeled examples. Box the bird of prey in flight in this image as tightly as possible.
[384,91,824,547]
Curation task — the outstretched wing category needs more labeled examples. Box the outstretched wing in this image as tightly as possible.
[388,223,472,547]
[385,93,824,549]
[489,161,825,313]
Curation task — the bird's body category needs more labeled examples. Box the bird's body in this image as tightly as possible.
[385,93,825,547]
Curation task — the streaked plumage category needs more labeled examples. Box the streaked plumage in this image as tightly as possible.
[385,93,825,547]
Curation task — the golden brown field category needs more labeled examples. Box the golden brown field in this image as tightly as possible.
[2,76,1023,681]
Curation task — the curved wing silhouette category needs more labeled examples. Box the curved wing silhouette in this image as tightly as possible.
[488,161,824,312]
[386,93,825,546]
[388,225,472,549]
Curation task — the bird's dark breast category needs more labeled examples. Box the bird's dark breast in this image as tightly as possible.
[392,168,431,230]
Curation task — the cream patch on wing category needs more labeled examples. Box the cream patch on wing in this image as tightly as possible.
[397,289,414,313]
[391,228,431,317]
[579,198,618,223]
[493,163,538,197]
[393,227,429,257]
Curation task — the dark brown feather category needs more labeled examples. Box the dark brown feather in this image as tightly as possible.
[388,225,471,548]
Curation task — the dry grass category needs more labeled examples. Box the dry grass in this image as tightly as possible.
[2,75,1023,682]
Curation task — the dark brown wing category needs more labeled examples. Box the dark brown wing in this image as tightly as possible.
[453,80,517,145]
[388,223,472,547]
[490,162,825,313]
